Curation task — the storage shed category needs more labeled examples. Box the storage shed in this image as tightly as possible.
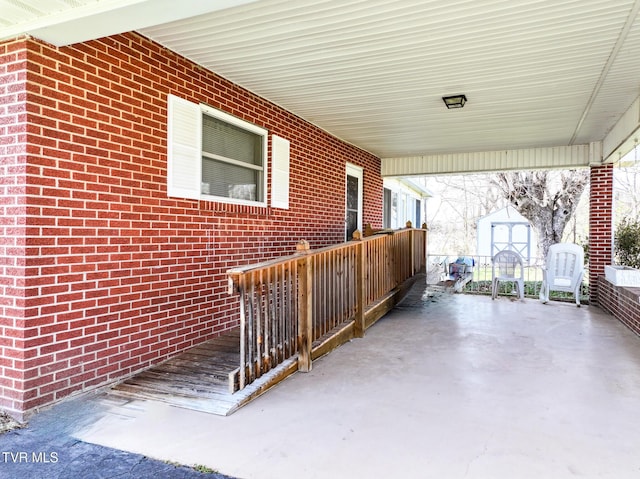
[477,206,537,262]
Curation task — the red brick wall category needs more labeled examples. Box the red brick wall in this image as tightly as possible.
[0,39,29,419]
[0,33,383,417]
[598,278,640,337]
[589,164,614,305]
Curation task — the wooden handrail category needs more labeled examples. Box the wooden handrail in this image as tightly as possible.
[227,227,426,392]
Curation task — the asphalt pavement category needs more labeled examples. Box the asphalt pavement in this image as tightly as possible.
[0,394,237,479]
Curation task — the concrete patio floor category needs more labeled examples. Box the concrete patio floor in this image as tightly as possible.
[52,281,640,477]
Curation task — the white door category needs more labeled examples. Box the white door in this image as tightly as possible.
[345,164,363,241]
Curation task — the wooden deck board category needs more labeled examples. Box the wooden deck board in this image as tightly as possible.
[112,328,244,415]
[121,375,232,400]
[152,359,235,377]
[183,343,239,353]
[177,347,239,359]
[173,352,239,368]
[134,368,228,388]
[113,385,235,416]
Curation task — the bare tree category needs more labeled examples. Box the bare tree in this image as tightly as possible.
[492,170,590,261]
[424,174,505,253]
[615,164,640,220]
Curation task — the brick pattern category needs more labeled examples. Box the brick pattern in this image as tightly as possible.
[598,278,640,337]
[0,39,29,418]
[588,164,614,305]
[0,33,383,416]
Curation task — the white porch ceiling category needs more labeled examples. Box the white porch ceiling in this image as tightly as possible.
[2,0,640,168]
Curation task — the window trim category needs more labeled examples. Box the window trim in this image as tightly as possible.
[199,103,268,207]
[345,163,363,240]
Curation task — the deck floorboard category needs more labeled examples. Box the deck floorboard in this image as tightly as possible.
[112,328,249,415]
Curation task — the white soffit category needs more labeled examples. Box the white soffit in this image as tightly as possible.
[138,0,640,164]
[2,0,640,173]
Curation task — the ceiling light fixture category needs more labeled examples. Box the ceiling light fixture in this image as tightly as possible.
[442,94,467,109]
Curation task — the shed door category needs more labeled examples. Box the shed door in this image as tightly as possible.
[491,222,531,260]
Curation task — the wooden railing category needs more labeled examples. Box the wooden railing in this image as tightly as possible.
[227,226,427,392]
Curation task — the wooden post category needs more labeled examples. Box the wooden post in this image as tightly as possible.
[353,233,366,338]
[422,224,428,272]
[364,224,374,237]
[405,220,412,228]
[296,240,313,372]
[409,228,416,275]
[296,239,310,254]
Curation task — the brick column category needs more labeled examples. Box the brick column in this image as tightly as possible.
[0,39,29,418]
[589,164,614,305]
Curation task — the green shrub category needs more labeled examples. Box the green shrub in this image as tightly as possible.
[193,464,217,474]
[614,218,640,269]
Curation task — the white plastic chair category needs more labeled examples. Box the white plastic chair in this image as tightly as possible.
[492,250,525,300]
[539,243,584,307]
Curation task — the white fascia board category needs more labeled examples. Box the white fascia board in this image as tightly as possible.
[381,145,591,177]
[5,0,258,46]
[397,178,432,198]
[383,178,432,199]
[602,97,640,164]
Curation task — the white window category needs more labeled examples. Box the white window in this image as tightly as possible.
[383,179,426,229]
[167,94,289,207]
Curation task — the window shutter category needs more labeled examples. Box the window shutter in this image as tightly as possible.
[167,94,201,199]
[271,135,290,209]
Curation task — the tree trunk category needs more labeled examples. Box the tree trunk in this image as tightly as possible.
[492,170,589,263]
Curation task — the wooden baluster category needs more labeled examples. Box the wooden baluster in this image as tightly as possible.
[246,276,255,384]
[266,267,274,369]
[338,249,342,327]
[292,260,299,355]
[286,261,293,358]
[318,253,324,339]
[256,276,262,379]
[237,274,247,390]
[278,263,285,362]
[331,250,336,333]
[353,231,365,338]
[284,261,291,358]
[313,254,319,340]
